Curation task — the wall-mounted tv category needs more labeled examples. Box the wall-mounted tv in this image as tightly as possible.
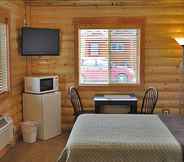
[21,27,60,56]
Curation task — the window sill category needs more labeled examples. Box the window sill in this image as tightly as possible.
[78,83,143,92]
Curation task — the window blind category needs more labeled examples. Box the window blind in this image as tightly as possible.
[0,22,8,92]
[79,29,140,85]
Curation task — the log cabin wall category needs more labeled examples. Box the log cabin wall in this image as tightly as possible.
[26,5,184,129]
[0,1,26,134]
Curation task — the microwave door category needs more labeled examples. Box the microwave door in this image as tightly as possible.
[40,78,53,92]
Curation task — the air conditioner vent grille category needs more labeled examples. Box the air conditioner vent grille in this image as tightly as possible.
[0,118,8,128]
[0,116,13,151]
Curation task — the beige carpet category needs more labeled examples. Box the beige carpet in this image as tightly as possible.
[1,133,68,162]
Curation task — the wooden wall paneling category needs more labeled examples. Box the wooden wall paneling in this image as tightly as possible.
[25,0,184,7]
[26,6,184,129]
[0,1,26,136]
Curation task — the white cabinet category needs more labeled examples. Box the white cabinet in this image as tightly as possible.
[23,91,61,140]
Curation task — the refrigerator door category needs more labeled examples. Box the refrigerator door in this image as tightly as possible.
[23,93,44,138]
[41,92,61,140]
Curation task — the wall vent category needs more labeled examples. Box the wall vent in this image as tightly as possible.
[0,116,14,151]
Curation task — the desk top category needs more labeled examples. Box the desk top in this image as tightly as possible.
[93,94,137,101]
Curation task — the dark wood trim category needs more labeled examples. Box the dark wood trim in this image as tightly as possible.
[73,17,145,28]
[73,17,145,91]
[74,22,79,87]
[7,16,12,93]
[140,21,145,89]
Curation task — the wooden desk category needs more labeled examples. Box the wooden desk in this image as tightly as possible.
[94,94,137,114]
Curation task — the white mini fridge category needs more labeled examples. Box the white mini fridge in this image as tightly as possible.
[23,91,61,140]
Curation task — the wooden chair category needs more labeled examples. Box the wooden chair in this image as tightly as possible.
[140,87,158,114]
[68,86,94,121]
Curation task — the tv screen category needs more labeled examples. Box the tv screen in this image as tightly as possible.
[21,27,60,56]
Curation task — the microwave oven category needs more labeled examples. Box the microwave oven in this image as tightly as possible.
[24,76,59,94]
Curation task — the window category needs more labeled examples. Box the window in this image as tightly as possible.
[0,21,9,92]
[89,42,99,56]
[111,42,124,53]
[74,18,144,86]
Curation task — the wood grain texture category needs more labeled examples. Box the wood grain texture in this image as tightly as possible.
[24,0,184,7]
[26,5,184,129]
[0,1,26,134]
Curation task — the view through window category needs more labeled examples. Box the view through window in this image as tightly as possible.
[79,29,140,85]
[0,22,8,92]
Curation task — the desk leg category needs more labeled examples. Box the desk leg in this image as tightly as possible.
[130,101,137,114]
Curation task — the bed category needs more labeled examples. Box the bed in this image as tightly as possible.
[58,114,183,162]
[160,115,184,159]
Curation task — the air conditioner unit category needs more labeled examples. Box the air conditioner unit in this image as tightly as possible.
[0,116,14,151]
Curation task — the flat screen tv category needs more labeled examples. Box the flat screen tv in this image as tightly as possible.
[21,27,60,56]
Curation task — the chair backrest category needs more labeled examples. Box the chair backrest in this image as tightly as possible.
[141,87,158,114]
[68,87,83,115]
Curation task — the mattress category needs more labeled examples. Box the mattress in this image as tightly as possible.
[58,114,182,162]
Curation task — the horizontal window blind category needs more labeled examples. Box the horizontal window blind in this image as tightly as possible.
[0,22,8,92]
[79,29,140,85]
